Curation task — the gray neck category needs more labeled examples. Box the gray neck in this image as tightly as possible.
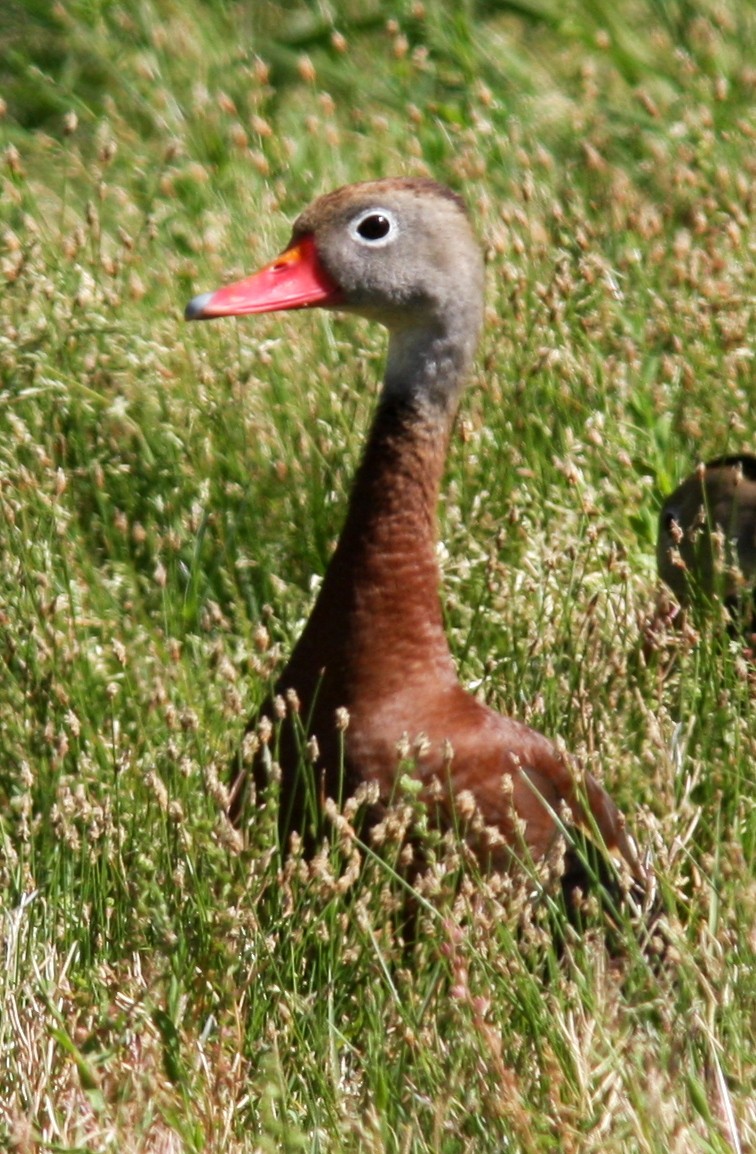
[381,304,482,418]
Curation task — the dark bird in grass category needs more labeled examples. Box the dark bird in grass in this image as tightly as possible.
[657,455,756,631]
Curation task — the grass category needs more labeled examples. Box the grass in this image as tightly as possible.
[1,0,754,1149]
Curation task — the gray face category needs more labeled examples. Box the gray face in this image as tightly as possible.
[290,178,485,333]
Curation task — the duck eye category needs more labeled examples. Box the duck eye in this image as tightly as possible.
[355,213,393,242]
[348,207,399,248]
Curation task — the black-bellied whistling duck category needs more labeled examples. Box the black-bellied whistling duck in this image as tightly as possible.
[186,178,643,884]
[658,455,756,625]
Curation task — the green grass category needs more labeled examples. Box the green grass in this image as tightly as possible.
[1,0,754,1149]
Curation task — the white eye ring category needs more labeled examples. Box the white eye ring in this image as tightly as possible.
[348,207,399,247]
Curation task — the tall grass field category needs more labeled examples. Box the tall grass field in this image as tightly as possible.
[1,1,754,1150]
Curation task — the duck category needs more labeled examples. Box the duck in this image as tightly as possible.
[186,177,644,887]
[657,454,756,625]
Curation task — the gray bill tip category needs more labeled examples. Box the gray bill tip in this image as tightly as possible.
[184,291,215,321]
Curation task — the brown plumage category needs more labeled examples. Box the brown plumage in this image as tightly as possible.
[658,455,756,622]
[186,178,643,884]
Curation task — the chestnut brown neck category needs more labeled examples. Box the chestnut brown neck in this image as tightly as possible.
[280,395,458,705]
[277,262,483,715]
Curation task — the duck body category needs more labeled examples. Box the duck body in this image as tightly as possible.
[658,455,756,617]
[266,396,610,866]
[187,178,641,879]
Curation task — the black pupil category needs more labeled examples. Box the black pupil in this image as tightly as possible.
[357,214,390,240]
